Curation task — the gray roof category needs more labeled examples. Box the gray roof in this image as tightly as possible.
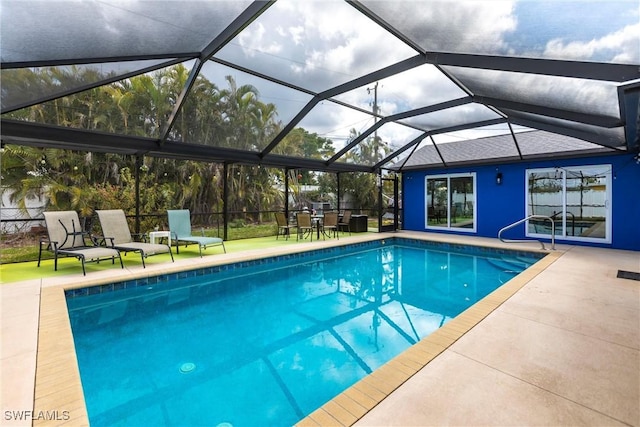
[399,130,615,170]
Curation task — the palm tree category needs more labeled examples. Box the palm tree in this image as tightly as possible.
[2,65,346,231]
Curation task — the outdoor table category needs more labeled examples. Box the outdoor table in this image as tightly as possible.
[149,230,171,246]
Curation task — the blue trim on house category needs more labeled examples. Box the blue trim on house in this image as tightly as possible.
[402,153,640,251]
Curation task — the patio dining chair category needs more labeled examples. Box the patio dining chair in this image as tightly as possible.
[338,210,352,235]
[295,212,314,241]
[38,211,123,275]
[275,212,295,240]
[167,209,226,257]
[96,209,174,268]
[322,212,339,239]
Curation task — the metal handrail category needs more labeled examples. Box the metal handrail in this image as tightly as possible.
[498,215,555,250]
[551,211,575,236]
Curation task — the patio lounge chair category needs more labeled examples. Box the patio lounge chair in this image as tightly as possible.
[296,212,314,241]
[167,209,226,257]
[275,212,295,240]
[96,209,174,268]
[38,211,123,275]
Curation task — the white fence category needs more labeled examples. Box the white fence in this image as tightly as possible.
[0,188,46,234]
[528,189,606,219]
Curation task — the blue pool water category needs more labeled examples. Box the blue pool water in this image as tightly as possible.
[66,238,543,427]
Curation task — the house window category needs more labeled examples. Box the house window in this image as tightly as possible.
[425,173,476,232]
[526,165,611,243]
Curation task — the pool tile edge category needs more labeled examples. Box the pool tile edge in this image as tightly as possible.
[33,287,89,426]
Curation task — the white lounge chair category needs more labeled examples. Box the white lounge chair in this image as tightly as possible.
[96,209,174,268]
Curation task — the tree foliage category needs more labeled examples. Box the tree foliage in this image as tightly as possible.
[1,64,381,225]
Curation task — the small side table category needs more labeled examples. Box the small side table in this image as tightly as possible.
[149,230,171,246]
[350,215,368,232]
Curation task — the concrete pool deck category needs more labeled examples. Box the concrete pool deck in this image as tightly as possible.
[1,231,639,426]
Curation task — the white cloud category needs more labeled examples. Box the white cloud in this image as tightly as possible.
[544,23,640,64]
[280,1,417,84]
[237,22,283,57]
[289,26,305,46]
[275,26,287,38]
[375,1,517,54]
[447,66,619,117]
[332,65,468,121]
[223,0,633,152]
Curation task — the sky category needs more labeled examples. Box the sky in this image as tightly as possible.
[3,0,639,161]
[210,0,639,156]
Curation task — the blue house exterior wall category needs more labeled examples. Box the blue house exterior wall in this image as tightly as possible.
[402,153,640,251]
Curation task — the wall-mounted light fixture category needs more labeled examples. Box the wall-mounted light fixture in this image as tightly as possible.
[496,171,503,185]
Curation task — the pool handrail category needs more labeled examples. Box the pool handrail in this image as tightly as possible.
[498,215,555,250]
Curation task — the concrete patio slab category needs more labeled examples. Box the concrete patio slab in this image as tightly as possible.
[353,244,640,427]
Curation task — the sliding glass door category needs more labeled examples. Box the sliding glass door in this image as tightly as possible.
[526,165,611,243]
[425,173,476,232]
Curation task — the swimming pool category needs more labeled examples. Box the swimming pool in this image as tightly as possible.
[66,238,544,426]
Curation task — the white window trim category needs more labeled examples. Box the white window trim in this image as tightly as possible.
[424,172,477,233]
[525,165,611,244]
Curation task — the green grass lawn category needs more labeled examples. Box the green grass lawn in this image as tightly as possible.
[0,218,379,283]
[1,223,278,264]
[0,230,360,284]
